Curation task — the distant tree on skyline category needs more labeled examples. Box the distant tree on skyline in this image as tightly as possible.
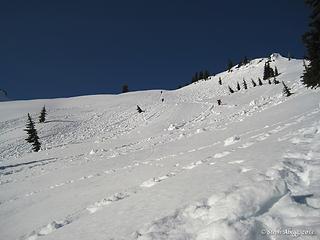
[122,84,129,93]
[227,60,234,72]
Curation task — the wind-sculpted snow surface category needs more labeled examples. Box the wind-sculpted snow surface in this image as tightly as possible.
[135,122,320,240]
[0,54,319,240]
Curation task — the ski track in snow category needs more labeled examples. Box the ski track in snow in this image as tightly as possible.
[134,120,320,240]
[3,107,320,207]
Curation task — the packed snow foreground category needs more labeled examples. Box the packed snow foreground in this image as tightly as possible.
[0,54,319,240]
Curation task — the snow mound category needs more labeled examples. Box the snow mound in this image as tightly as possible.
[135,179,288,240]
[224,135,240,146]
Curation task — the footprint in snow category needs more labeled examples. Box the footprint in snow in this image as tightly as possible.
[25,220,71,240]
[240,167,252,173]
[213,151,230,159]
[87,192,130,213]
[228,160,245,164]
[238,142,254,148]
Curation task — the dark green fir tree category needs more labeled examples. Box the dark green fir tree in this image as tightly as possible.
[274,66,279,76]
[251,79,257,87]
[282,81,292,97]
[227,60,234,72]
[228,86,234,94]
[204,70,210,80]
[236,82,241,91]
[243,79,248,89]
[39,106,47,123]
[122,84,129,93]
[24,114,41,152]
[301,0,320,89]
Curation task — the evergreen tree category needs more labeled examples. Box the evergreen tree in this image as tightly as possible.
[217,99,221,105]
[251,79,257,87]
[218,77,222,85]
[274,66,279,76]
[204,70,210,80]
[258,78,263,86]
[243,56,249,65]
[282,81,292,97]
[301,0,320,88]
[39,106,47,123]
[236,82,241,91]
[24,114,41,152]
[268,79,272,85]
[263,63,269,80]
[269,67,275,78]
[228,86,234,93]
[199,71,204,80]
[122,84,129,93]
[194,72,198,82]
[263,62,275,80]
[137,105,144,113]
[243,79,248,89]
[273,77,280,85]
[227,60,234,72]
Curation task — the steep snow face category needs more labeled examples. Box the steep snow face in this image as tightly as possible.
[0,54,319,240]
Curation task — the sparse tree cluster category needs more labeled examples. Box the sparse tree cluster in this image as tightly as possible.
[237,56,250,68]
[263,62,275,80]
[227,60,234,72]
[24,105,48,152]
[192,70,210,83]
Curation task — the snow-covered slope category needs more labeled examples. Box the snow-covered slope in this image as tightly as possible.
[0,54,319,240]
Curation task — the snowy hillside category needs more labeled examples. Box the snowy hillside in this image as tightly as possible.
[0,54,319,240]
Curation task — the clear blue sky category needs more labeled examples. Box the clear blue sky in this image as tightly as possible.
[0,0,310,100]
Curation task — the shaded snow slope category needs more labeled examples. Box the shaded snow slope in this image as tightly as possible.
[0,54,319,240]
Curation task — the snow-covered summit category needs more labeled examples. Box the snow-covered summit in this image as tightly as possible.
[0,55,319,240]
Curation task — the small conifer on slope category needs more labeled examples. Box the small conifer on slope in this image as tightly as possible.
[24,114,41,152]
[228,86,234,94]
[236,82,241,91]
[251,79,257,87]
[39,106,47,123]
[282,81,292,97]
[243,79,248,89]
